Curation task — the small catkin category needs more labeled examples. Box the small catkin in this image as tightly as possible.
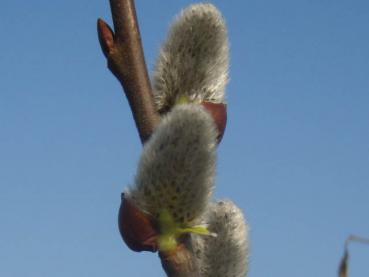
[153,3,229,113]
[192,200,250,277]
[128,104,217,226]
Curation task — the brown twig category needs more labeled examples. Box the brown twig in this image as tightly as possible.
[338,246,349,277]
[97,0,160,143]
[338,235,369,277]
[97,1,200,276]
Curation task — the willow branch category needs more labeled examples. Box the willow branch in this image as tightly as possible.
[97,0,160,143]
[97,1,200,276]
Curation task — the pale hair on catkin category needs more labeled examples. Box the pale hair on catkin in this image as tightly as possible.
[153,3,229,113]
[128,104,217,225]
[192,200,249,277]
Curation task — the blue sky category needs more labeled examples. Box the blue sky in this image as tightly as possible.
[1,0,368,276]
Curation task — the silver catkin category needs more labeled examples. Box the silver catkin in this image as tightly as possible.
[153,3,229,112]
[193,200,250,277]
[128,104,217,225]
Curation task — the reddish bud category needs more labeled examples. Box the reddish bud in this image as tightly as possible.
[118,194,158,252]
[97,18,115,58]
[201,102,227,143]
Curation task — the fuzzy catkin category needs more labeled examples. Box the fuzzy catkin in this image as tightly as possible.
[192,200,249,277]
[153,3,229,113]
[128,104,217,226]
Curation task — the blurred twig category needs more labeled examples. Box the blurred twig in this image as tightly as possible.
[347,235,369,245]
[338,235,369,277]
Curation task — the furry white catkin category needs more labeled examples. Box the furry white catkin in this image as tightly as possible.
[153,3,229,112]
[128,104,217,225]
[125,3,249,274]
[192,200,249,277]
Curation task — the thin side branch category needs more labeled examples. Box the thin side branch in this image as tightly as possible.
[346,235,369,246]
[97,0,160,143]
[338,235,369,277]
